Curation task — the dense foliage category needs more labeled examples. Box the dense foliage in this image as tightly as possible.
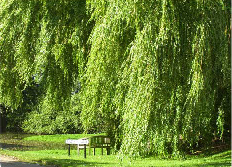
[0,0,89,134]
[0,0,230,157]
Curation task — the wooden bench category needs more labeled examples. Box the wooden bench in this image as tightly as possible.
[88,135,111,155]
[66,138,89,158]
[65,135,110,158]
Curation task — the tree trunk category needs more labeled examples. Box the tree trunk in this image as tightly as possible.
[0,105,7,133]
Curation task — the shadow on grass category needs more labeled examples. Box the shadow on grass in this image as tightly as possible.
[0,142,34,151]
[189,150,231,167]
[38,158,112,167]
[194,162,231,167]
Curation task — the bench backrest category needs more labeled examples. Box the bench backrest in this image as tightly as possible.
[89,136,110,146]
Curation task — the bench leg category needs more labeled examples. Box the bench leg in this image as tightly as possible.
[77,144,80,156]
[68,144,70,156]
[93,147,95,156]
[84,144,86,158]
[107,148,110,155]
[101,145,103,155]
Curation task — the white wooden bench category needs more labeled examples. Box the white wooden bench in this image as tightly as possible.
[66,138,89,158]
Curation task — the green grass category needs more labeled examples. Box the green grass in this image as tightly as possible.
[23,133,106,143]
[1,149,231,167]
[0,133,231,167]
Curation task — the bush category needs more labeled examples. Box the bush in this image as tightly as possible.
[23,94,83,134]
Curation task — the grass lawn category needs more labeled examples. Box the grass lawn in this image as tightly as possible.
[0,133,231,167]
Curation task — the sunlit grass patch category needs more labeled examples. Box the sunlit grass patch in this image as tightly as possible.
[23,133,106,143]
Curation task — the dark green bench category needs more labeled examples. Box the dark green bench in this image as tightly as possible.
[88,135,111,155]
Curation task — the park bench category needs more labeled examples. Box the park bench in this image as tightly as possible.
[65,135,110,158]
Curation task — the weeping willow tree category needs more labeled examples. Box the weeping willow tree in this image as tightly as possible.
[0,0,230,156]
[81,0,230,157]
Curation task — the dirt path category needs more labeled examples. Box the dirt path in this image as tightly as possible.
[0,155,47,167]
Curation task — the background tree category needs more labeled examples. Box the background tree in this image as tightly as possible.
[0,0,91,134]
